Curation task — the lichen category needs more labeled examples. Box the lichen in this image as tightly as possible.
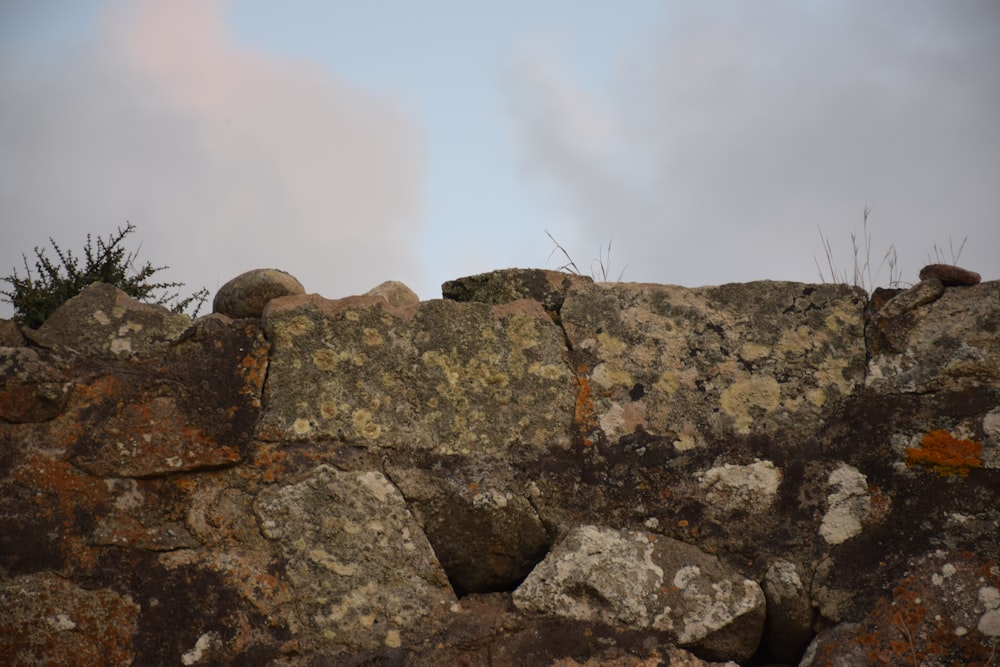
[905,430,983,477]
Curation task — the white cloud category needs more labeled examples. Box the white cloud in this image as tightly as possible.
[507,1,1000,287]
[1,0,425,318]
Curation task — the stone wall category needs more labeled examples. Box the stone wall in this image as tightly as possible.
[1,270,998,666]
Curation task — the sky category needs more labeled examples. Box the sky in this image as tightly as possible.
[1,0,998,319]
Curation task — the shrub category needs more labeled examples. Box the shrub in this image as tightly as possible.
[1,223,208,328]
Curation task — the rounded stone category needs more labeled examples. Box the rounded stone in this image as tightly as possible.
[918,264,981,286]
[213,269,305,319]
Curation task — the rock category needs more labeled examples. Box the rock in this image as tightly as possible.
[762,560,814,664]
[26,282,191,358]
[560,281,867,445]
[64,317,267,477]
[443,268,594,316]
[513,525,765,662]
[0,347,72,423]
[253,464,455,651]
[1,268,998,665]
[0,572,140,667]
[213,268,305,319]
[866,280,1000,393]
[803,550,1000,665]
[388,464,553,595]
[918,263,981,286]
[259,293,575,455]
[365,279,420,307]
[0,319,25,346]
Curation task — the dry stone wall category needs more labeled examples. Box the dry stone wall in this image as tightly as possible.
[1,269,998,666]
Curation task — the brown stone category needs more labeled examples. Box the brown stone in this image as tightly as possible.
[918,263,981,286]
[213,268,305,318]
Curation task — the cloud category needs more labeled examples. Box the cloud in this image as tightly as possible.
[1,0,425,318]
[507,1,1000,287]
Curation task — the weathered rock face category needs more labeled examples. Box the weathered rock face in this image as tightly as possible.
[25,281,191,358]
[1,271,998,666]
[513,525,765,662]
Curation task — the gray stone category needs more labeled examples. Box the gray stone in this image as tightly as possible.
[253,464,455,651]
[213,268,304,318]
[513,525,765,662]
[259,294,575,455]
[28,282,191,358]
[560,281,867,444]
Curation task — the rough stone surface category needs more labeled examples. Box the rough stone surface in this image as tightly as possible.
[443,267,594,315]
[867,279,1000,393]
[1,271,998,665]
[253,464,456,651]
[513,525,765,662]
[0,572,140,666]
[212,268,305,318]
[0,318,26,346]
[26,281,191,358]
[918,263,982,286]
[802,550,1000,665]
[0,347,72,423]
[762,560,813,663]
[560,281,867,445]
[259,293,575,455]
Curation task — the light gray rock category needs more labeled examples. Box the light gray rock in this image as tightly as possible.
[259,294,575,455]
[253,464,455,651]
[213,268,304,319]
[513,525,765,662]
[560,281,867,445]
[26,282,191,358]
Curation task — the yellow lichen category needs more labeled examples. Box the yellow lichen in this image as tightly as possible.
[905,430,982,477]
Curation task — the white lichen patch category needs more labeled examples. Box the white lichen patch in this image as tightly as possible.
[696,460,781,511]
[819,464,870,545]
[181,631,221,665]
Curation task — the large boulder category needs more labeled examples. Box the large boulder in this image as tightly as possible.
[559,281,867,446]
[513,525,765,662]
[259,293,576,456]
[253,464,456,652]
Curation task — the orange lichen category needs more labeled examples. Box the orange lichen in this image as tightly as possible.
[904,430,982,477]
[572,363,600,447]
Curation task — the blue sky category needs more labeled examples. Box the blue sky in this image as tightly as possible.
[2,0,998,317]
